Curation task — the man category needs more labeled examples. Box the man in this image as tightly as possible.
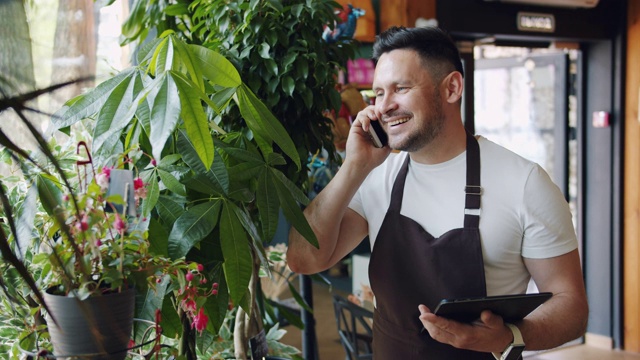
[287,26,588,359]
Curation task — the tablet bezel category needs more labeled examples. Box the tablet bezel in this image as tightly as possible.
[433,292,553,323]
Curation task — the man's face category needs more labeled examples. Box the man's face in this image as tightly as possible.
[372,49,445,152]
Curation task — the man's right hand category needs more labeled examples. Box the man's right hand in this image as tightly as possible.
[345,105,392,172]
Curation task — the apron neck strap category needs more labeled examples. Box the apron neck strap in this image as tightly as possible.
[388,132,482,229]
[464,131,481,228]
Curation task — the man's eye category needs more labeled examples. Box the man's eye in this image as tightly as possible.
[396,87,408,92]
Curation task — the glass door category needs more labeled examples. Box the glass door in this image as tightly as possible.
[474,50,579,300]
[474,52,570,199]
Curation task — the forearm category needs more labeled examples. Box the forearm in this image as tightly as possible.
[287,160,370,274]
[517,290,588,350]
[514,250,588,351]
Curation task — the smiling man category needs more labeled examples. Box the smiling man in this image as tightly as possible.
[287,26,588,359]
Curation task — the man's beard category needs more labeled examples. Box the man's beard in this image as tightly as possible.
[392,94,445,152]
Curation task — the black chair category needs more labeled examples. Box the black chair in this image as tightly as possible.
[332,294,374,360]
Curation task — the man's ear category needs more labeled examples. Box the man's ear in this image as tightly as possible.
[442,71,464,104]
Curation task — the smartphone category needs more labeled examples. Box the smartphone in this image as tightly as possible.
[368,120,388,148]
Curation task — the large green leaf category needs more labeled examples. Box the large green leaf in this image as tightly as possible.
[203,272,229,335]
[184,174,223,196]
[160,289,183,338]
[148,73,181,161]
[172,36,204,91]
[93,70,140,151]
[141,169,160,217]
[219,202,252,305]
[269,167,310,206]
[35,174,62,217]
[15,186,37,259]
[168,200,221,260]
[229,201,262,249]
[218,146,264,164]
[52,68,135,129]
[170,72,215,170]
[136,37,163,65]
[156,195,185,228]
[256,170,279,242]
[235,85,300,170]
[227,162,264,182]
[134,276,168,340]
[169,70,225,130]
[188,44,241,88]
[121,0,147,42]
[147,217,169,257]
[93,133,125,168]
[157,169,186,196]
[177,130,228,195]
[271,169,317,248]
[150,37,172,77]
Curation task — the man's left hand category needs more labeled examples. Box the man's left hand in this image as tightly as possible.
[418,304,513,353]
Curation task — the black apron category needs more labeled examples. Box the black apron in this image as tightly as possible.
[368,132,494,359]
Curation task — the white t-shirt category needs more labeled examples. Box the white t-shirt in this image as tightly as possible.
[349,136,578,296]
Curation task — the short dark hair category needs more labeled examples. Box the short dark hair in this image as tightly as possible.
[372,26,464,80]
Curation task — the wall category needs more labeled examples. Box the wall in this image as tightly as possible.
[623,0,640,352]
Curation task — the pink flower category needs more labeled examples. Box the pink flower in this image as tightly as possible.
[186,272,194,282]
[182,299,197,313]
[192,308,209,334]
[95,173,110,191]
[212,282,219,289]
[134,187,147,201]
[95,239,102,247]
[113,214,126,232]
[76,215,89,232]
[211,289,218,296]
[101,166,112,177]
[197,263,204,272]
[134,177,144,190]
[151,158,157,166]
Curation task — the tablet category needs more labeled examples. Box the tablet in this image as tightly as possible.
[433,292,552,323]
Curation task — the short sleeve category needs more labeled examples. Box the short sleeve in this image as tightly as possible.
[521,164,578,258]
[349,186,366,219]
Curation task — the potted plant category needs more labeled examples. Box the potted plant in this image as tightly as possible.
[0,133,218,358]
[113,1,359,357]
[45,31,317,358]
[0,0,358,357]
[40,153,148,359]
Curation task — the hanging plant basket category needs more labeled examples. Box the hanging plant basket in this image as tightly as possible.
[44,287,136,359]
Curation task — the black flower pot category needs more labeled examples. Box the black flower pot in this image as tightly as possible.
[44,287,135,360]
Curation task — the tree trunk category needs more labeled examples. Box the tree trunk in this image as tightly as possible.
[0,0,35,97]
[234,249,265,359]
[50,0,98,112]
[179,308,197,360]
[0,0,39,171]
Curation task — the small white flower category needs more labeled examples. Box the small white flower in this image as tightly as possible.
[95,173,109,191]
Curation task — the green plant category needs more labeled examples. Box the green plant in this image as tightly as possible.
[122,0,357,188]
[48,32,317,358]
[0,0,358,357]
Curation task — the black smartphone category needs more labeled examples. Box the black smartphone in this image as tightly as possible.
[368,120,388,148]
